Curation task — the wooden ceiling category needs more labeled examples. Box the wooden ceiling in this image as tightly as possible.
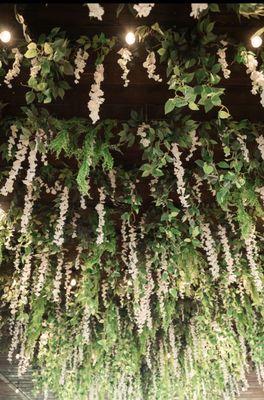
[0,3,264,400]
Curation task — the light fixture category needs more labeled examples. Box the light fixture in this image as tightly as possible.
[70,278,77,287]
[251,35,263,48]
[125,31,136,45]
[0,30,11,43]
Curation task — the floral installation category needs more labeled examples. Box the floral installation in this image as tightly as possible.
[88,63,105,124]
[85,3,104,20]
[143,51,162,82]
[200,222,220,280]
[171,142,190,209]
[217,41,231,79]
[243,51,264,107]
[133,3,155,18]
[186,130,201,162]
[117,47,132,87]
[53,186,69,247]
[137,123,151,147]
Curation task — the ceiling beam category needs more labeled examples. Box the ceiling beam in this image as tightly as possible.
[0,371,33,400]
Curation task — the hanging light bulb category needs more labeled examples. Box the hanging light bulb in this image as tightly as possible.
[251,35,263,48]
[70,278,77,287]
[0,30,11,43]
[125,31,136,45]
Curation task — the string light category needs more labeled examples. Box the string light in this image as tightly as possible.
[125,31,136,45]
[0,30,11,43]
[251,35,263,48]
[70,278,77,287]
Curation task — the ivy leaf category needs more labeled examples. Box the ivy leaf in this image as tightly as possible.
[26,91,35,104]
[188,101,199,110]
[24,48,37,58]
[218,161,229,169]
[203,163,214,174]
[164,98,175,114]
[218,110,230,119]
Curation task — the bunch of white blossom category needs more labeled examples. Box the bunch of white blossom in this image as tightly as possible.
[256,135,264,160]
[117,48,132,87]
[108,168,117,202]
[143,52,162,82]
[171,142,190,209]
[243,51,264,107]
[0,135,29,196]
[95,187,106,244]
[20,185,35,234]
[53,186,69,246]
[30,57,41,79]
[244,227,263,292]
[255,186,264,206]
[137,123,151,147]
[8,124,18,158]
[74,48,89,84]
[34,252,49,297]
[133,3,155,17]
[128,223,138,280]
[52,253,64,303]
[4,48,23,88]
[186,130,201,161]
[88,63,104,124]
[218,225,236,284]
[217,42,231,79]
[200,222,220,280]
[85,3,104,20]
[237,134,250,162]
[190,3,208,19]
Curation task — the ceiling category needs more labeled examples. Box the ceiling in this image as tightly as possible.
[0,3,264,400]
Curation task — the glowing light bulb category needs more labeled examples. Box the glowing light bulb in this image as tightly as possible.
[251,35,262,48]
[70,278,77,287]
[0,30,11,43]
[125,31,135,45]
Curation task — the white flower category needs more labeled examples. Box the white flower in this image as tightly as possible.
[53,186,69,247]
[108,169,117,202]
[95,187,106,245]
[0,134,29,196]
[217,45,231,79]
[128,223,138,280]
[52,254,64,303]
[243,51,264,108]
[30,57,41,79]
[200,222,220,280]
[4,48,23,88]
[88,63,104,124]
[171,142,190,209]
[218,225,236,284]
[245,227,263,292]
[190,3,208,19]
[117,48,132,87]
[8,124,18,158]
[85,3,104,20]
[74,49,89,84]
[133,3,155,18]
[186,130,201,162]
[143,52,162,82]
[20,184,35,235]
[255,186,264,206]
[237,134,250,163]
[256,135,264,160]
[137,123,151,147]
[34,252,49,297]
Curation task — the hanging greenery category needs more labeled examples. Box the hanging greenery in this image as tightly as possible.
[0,3,264,400]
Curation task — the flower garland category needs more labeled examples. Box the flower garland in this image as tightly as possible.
[74,48,89,84]
[8,124,19,158]
[95,187,106,244]
[30,57,41,79]
[244,227,263,292]
[4,48,23,88]
[117,48,132,87]
[143,52,162,82]
[34,252,49,297]
[186,130,200,162]
[243,51,264,108]
[52,253,64,303]
[53,186,69,247]
[218,225,236,284]
[256,135,264,160]
[85,3,104,20]
[88,63,105,124]
[133,3,155,18]
[217,41,231,79]
[171,142,190,209]
[137,123,151,147]
[200,222,220,280]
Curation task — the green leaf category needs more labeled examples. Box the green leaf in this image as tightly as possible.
[218,110,230,119]
[24,48,37,58]
[25,91,35,104]
[203,163,214,174]
[217,161,230,169]
[44,42,53,55]
[164,98,175,114]
[188,101,199,110]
